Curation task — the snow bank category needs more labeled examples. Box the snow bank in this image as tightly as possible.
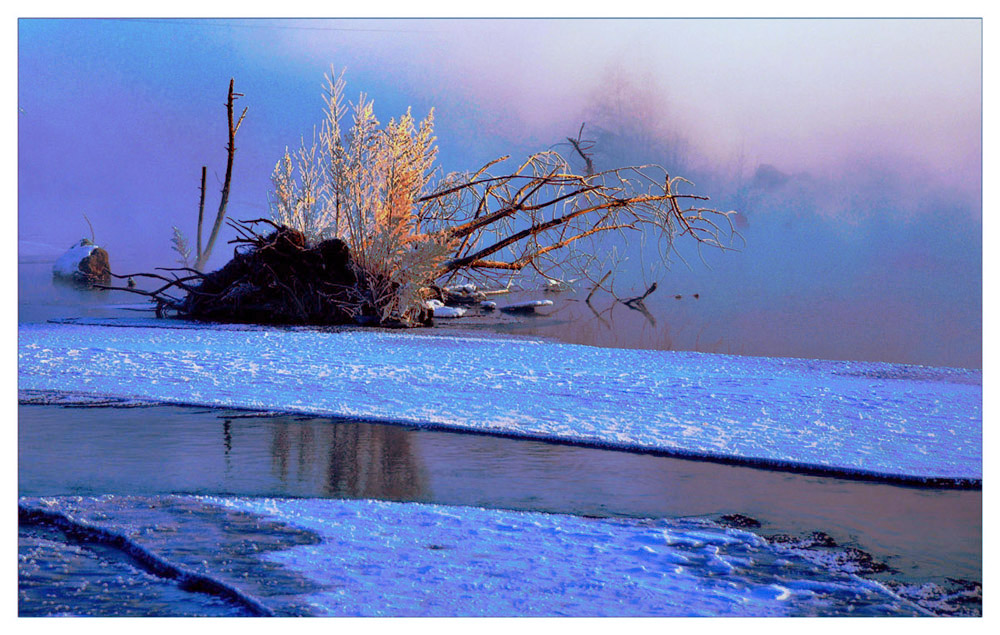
[17,322,982,482]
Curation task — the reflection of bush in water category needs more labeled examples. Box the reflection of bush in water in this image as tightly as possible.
[269,420,423,500]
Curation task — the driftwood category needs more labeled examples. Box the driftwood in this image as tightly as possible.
[102,220,430,327]
[622,282,658,327]
[169,79,247,272]
[623,282,658,307]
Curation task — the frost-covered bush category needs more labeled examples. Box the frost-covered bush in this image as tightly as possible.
[270,69,455,324]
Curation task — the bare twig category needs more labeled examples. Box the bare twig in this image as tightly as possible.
[82,214,96,243]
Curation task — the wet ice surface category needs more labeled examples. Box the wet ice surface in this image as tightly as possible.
[19,495,933,617]
[18,531,251,617]
[18,321,981,482]
[19,495,326,617]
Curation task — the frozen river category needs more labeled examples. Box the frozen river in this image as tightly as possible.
[17,319,982,616]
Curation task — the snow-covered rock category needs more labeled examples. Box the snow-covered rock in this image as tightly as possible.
[425,299,467,319]
[433,306,467,319]
[52,239,111,286]
[499,299,554,314]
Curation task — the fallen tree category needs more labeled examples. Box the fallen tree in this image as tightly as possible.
[107,69,740,326]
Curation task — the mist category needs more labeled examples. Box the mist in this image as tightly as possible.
[16,18,982,368]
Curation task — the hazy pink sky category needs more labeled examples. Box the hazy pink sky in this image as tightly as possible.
[272,18,981,175]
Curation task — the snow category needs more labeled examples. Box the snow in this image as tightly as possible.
[19,494,926,617]
[426,300,466,318]
[433,306,466,318]
[499,299,554,313]
[19,499,274,616]
[17,321,981,482]
[198,496,922,616]
[52,240,97,277]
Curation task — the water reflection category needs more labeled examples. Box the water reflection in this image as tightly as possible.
[19,404,981,583]
[266,419,424,500]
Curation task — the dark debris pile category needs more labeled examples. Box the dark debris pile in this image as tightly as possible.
[125,222,431,327]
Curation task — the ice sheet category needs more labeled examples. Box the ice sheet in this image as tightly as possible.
[20,495,927,617]
[201,496,925,616]
[18,322,981,482]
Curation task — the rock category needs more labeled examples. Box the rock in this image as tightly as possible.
[52,239,111,287]
[499,299,554,315]
[837,546,892,574]
[543,278,576,293]
[718,513,762,529]
[442,286,487,305]
[806,531,838,548]
[426,299,466,318]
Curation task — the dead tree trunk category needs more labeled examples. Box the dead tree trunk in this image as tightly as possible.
[194,78,247,271]
[196,165,207,261]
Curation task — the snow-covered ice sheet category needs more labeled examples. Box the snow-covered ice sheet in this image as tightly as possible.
[18,322,981,482]
[20,495,927,617]
[199,497,926,616]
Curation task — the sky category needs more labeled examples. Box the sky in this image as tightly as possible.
[15,17,984,368]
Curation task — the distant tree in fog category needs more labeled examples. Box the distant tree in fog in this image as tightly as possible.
[581,66,691,175]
